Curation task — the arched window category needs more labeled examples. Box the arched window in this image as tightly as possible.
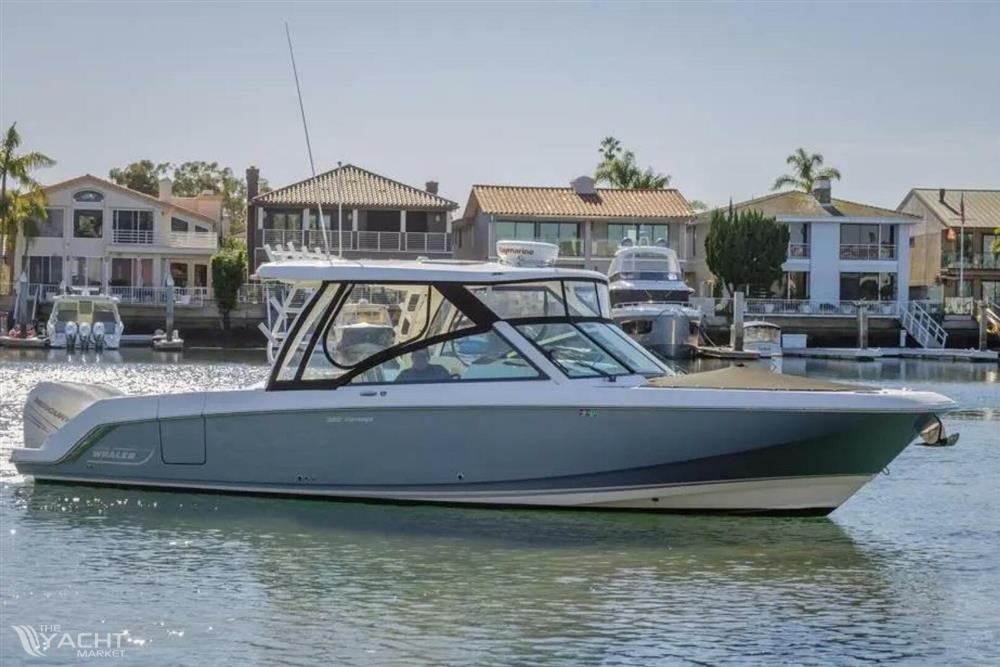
[73,190,104,203]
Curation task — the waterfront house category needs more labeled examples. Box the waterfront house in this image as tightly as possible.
[896,188,999,303]
[688,179,918,311]
[246,164,458,271]
[9,174,220,303]
[452,176,695,274]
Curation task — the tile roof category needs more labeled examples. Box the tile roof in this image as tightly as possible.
[468,185,693,220]
[697,190,917,222]
[254,164,457,210]
[906,188,1000,229]
[42,174,219,224]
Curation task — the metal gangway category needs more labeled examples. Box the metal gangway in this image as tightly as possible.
[898,301,948,349]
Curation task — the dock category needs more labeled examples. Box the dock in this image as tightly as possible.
[783,347,997,363]
[783,347,882,361]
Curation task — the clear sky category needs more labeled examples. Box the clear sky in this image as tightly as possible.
[2,1,997,210]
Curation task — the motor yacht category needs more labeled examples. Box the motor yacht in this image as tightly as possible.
[46,292,124,351]
[608,242,702,358]
[11,244,956,515]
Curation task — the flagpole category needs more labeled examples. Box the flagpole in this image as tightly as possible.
[959,193,965,298]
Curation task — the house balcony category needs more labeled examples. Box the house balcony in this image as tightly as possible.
[941,252,1000,271]
[111,229,218,251]
[839,244,896,260]
[261,229,451,254]
[787,243,810,259]
[112,229,156,245]
[169,231,218,250]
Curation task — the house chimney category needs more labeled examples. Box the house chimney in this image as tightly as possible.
[571,175,596,195]
[812,177,831,204]
[246,166,260,201]
[938,188,946,204]
[246,166,260,270]
[158,177,173,201]
[425,180,439,195]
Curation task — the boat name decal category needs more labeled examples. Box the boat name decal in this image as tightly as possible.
[326,416,374,424]
[90,448,137,461]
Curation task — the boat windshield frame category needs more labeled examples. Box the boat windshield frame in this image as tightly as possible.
[266,277,664,390]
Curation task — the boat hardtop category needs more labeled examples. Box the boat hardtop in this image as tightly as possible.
[257,256,606,286]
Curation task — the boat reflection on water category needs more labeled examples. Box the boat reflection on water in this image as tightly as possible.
[0,348,126,364]
[6,482,942,663]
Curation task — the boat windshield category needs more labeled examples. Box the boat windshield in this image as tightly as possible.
[608,249,682,283]
[515,322,665,378]
[268,278,667,389]
[745,325,781,344]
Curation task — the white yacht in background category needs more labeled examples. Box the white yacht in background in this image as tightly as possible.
[608,241,702,358]
[11,242,957,516]
[46,291,124,351]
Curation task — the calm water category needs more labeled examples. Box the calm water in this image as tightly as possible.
[1,349,998,665]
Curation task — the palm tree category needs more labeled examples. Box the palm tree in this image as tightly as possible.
[1,123,55,281]
[598,136,622,163]
[771,148,841,192]
[595,137,671,189]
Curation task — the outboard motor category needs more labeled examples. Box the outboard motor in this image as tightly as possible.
[92,321,106,351]
[79,321,92,350]
[65,321,78,351]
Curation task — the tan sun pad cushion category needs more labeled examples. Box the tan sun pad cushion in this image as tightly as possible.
[646,365,871,392]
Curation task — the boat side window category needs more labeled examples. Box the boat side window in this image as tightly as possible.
[93,303,118,324]
[273,285,340,382]
[516,322,630,378]
[467,281,566,319]
[349,329,541,385]
[296,283,477,381]
[55,305,77,322]
[576,322,669,376]
[565,281,601,317]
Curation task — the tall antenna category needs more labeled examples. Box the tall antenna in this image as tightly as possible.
[284,22,333,258]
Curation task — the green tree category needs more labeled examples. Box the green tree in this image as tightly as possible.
[211,238,247,330]
[108,160,170,195]
[172,161,268,238]
[594,136,670,189]
[109,160,269,238]
[772,148,842,192]
[1,123,55,282]
[705,207,790,296]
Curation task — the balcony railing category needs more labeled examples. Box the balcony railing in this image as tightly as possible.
[111,229,218,250]
[108,286,209,306]
[169,231,218,250]
[262,229,451,254]
[112,228,155,245]
[787,243,810,259]
[839,244,896,260]
[689,298,905,317]
[941,252,1000,270]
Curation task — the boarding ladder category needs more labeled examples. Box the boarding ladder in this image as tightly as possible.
[257,243,320,363]
[899,301,947,349]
